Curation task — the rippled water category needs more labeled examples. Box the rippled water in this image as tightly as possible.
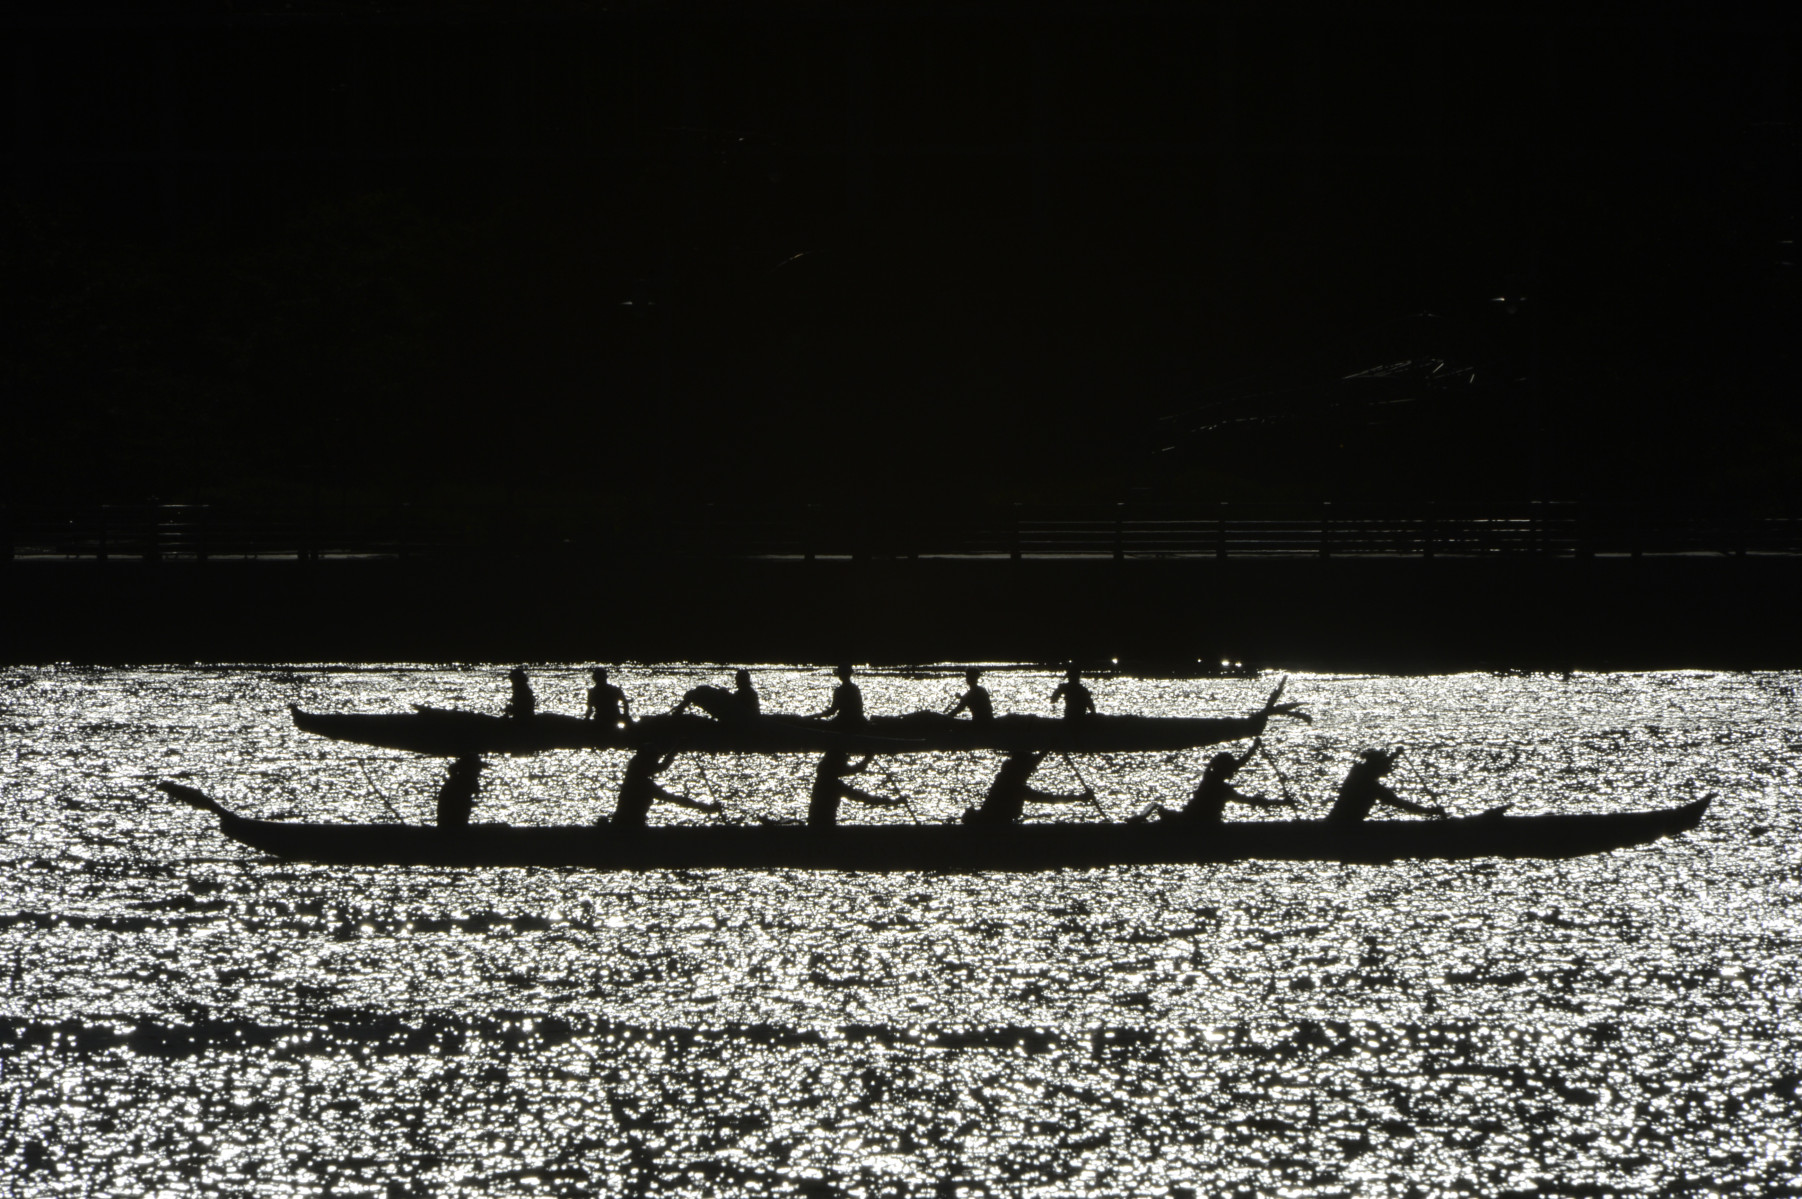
[2,665,1799,1197]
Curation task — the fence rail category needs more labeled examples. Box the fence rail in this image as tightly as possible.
[4,502,1797,562]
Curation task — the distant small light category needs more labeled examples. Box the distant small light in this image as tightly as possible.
[1221,659,1230,667]
[1111,657,1119,664]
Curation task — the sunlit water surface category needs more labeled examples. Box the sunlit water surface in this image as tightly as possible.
[2,665,1799,1197]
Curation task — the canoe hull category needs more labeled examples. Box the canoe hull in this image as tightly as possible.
[207,798,1710,871]
[290,706,1270,757]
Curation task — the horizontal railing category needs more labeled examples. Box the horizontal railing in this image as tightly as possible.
[3,502,1797,563]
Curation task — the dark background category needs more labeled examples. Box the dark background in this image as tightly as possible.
[4,0,1796,513]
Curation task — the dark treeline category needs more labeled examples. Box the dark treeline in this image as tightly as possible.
[2,2,1796,510]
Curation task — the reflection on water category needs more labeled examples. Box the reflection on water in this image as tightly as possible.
[2,665,1799,1196]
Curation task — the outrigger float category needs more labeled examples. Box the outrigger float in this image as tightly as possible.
[160,783,1711,871]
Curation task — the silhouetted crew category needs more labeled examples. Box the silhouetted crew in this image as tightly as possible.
[584,667,632,727]
[505,667,536,719]
[964,751,1093,828]
[1327,748,1445,823]
[673,669,760,722]
[1144,739,1295,825]
[816,664,865,727]
[604,748,722,831]
[948,668,993,723]
[808,749,903,829]
[435,755,485,828]
[1050,669,1096,720]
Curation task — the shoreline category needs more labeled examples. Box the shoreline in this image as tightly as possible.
[5,556,1798,672]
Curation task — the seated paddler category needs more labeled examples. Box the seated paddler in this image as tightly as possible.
[808,749,903,829]
[947,668,993,723]
[583,666,633,728]
[964,750,1093,829]
[672,669,760,722]
[1137,738,1295,825]
[603,748,723,831]
[815,663,865,728]
[504,666,536,719]
[1050,668,1096,720]
[1327,748,1445,823]
[435,755,486,828]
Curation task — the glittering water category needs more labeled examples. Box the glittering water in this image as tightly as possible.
[2,665,1799,1197]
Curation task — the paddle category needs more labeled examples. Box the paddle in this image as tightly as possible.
[357,759,408,824]
[873,754,921,825]
[1399,750,1450,819]
[1060,751,1110,820]
[1255,738,1298,806]
[693,755,733,824]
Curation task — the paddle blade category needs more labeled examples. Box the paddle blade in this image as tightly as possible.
[1263,676,1288,710]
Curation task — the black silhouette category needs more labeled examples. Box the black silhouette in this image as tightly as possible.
[964,751,1094,828]
[504,667,536,719]
[673,669,760,722]
[807,749,904,829]
[1327,748,1446,823]
[583,666,633,727]
[1136,739,1295,825]
[604,748,722,831]
[1050,669,1095,720]
[160,782,1714,869]
[816,663,865,727]
[947,668,993,723]
[434,755,485,828]
[290,691,1306,756]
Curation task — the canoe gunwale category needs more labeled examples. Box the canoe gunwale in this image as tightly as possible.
[288,705,1279,757]
[193,794,1711,872]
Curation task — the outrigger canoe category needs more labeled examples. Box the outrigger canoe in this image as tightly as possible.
[159,784,1709,871]
[289,704,1303,757]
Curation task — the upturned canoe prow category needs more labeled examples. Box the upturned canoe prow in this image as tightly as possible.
[156,780,227,817]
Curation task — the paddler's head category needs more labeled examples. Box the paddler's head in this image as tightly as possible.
[1357,747,1397,776]
[592,667,608,683]
[836,663,853,683]
[1207,750,1239,778]
[735,669,752,689]
[965,668,981,686]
